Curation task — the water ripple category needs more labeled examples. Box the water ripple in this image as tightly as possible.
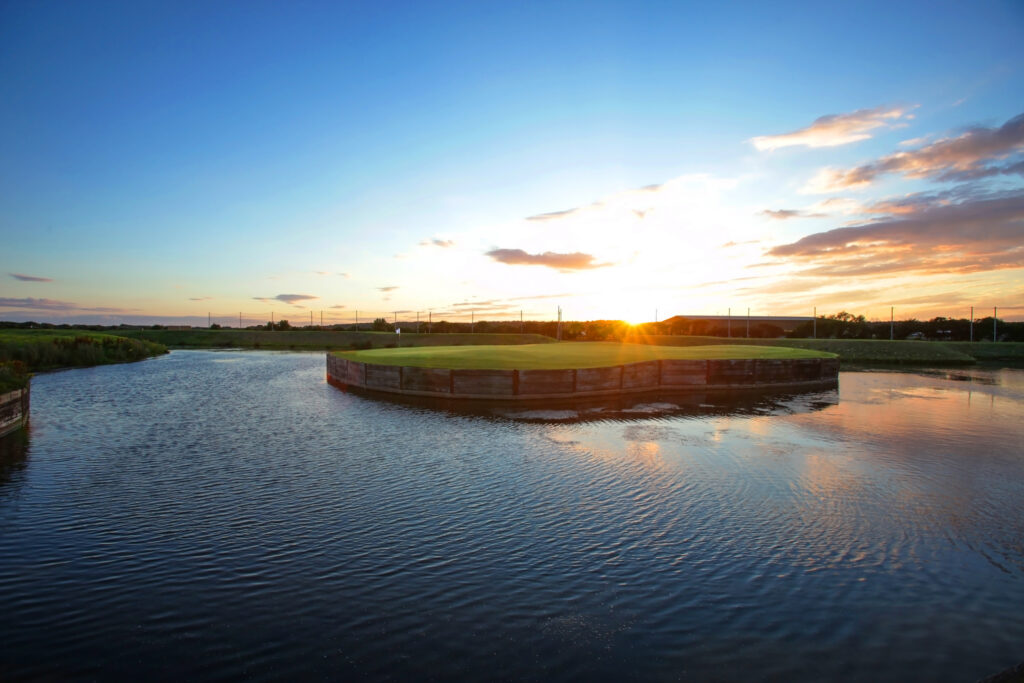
[0,352,1021,681]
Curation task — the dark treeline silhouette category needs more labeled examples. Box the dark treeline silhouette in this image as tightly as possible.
[2,313,1021,341]
[785,312,1022,342]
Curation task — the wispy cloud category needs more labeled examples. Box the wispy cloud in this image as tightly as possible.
[503,293,573,301]
[419,238,454,247]
[0,297,132,313]
[526,208,579,221]
[377,286,398,292]
[329,304,346,309]
[10,273,53,282]
[485,248,612,272]
[759,209,826,220]
[253,293,318,306]
[751,105,914,151]
[805,111,1024,192]
[189,296,212,301]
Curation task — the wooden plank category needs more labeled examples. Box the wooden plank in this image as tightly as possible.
[622,361,659,389]
[401,366,451,393]
[707,359,756,385]
[575,366,621,392]
[517,369,575,395]
[451,369,515,396]
[660,359,708,386]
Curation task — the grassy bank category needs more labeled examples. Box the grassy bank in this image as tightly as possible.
[116,329,554,350]
[0,330,168,372]
[623,334,1024,364]
[333,342,834,370]
[0,361,29,393]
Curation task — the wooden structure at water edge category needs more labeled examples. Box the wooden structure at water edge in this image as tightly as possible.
[327,355,839,401]
[0,386,30,438]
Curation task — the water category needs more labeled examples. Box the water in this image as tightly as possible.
[1,351,1022,681]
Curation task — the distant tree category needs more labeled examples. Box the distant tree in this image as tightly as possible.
[210,323,221,330]
[372,317,392,332]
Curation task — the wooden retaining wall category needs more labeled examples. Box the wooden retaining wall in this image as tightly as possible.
[0,386,29,438]
[326,355,839,401]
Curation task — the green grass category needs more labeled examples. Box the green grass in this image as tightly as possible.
[0,361,29,393]
[333,342,834,370]
[0,330,168,372]
[628,335,1009,364]
[116,329,554,350]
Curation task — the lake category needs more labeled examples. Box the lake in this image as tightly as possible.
[1,350,1022,681]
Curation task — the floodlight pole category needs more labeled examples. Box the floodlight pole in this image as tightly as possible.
[355,310,359,330]
[970,306,974,342]
[813,306,816,339]
[994,307,998,341]
[890,307,894,340]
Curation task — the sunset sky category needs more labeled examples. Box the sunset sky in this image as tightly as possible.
[2,1,1023,325]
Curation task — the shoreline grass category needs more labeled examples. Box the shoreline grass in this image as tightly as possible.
[333,342,834,370]
[116,329,553,350]
[0,330,168,372]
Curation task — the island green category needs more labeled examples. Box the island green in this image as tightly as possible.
[332,342,834,370]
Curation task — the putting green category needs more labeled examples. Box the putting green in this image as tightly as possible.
[333,342,834,370]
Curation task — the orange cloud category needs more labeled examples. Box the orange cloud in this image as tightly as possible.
[485,248,612,272]
[751,105,913,151]
[768,191,1024,278]
[806,112,1024,191]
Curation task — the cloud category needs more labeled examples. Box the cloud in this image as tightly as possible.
[503,293,573,301]
[10,273,53,282]
[189,296,212,301]
[805,112,1024,191]
[526,208,579,221]
[453,300,500,307]
[253,294,318,306]
[759,209,826,220]
[0,297,133,313]
[329,304,346,309]
[751,106,914,151]
[419,238,454,247]
[377,286,398,292]
[768,190,1024,278]
[721,240,760,248]
[485,248,612,272]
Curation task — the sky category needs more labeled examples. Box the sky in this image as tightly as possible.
[1,0,1023,326]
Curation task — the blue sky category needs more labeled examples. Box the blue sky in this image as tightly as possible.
[2,0,1023,324]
